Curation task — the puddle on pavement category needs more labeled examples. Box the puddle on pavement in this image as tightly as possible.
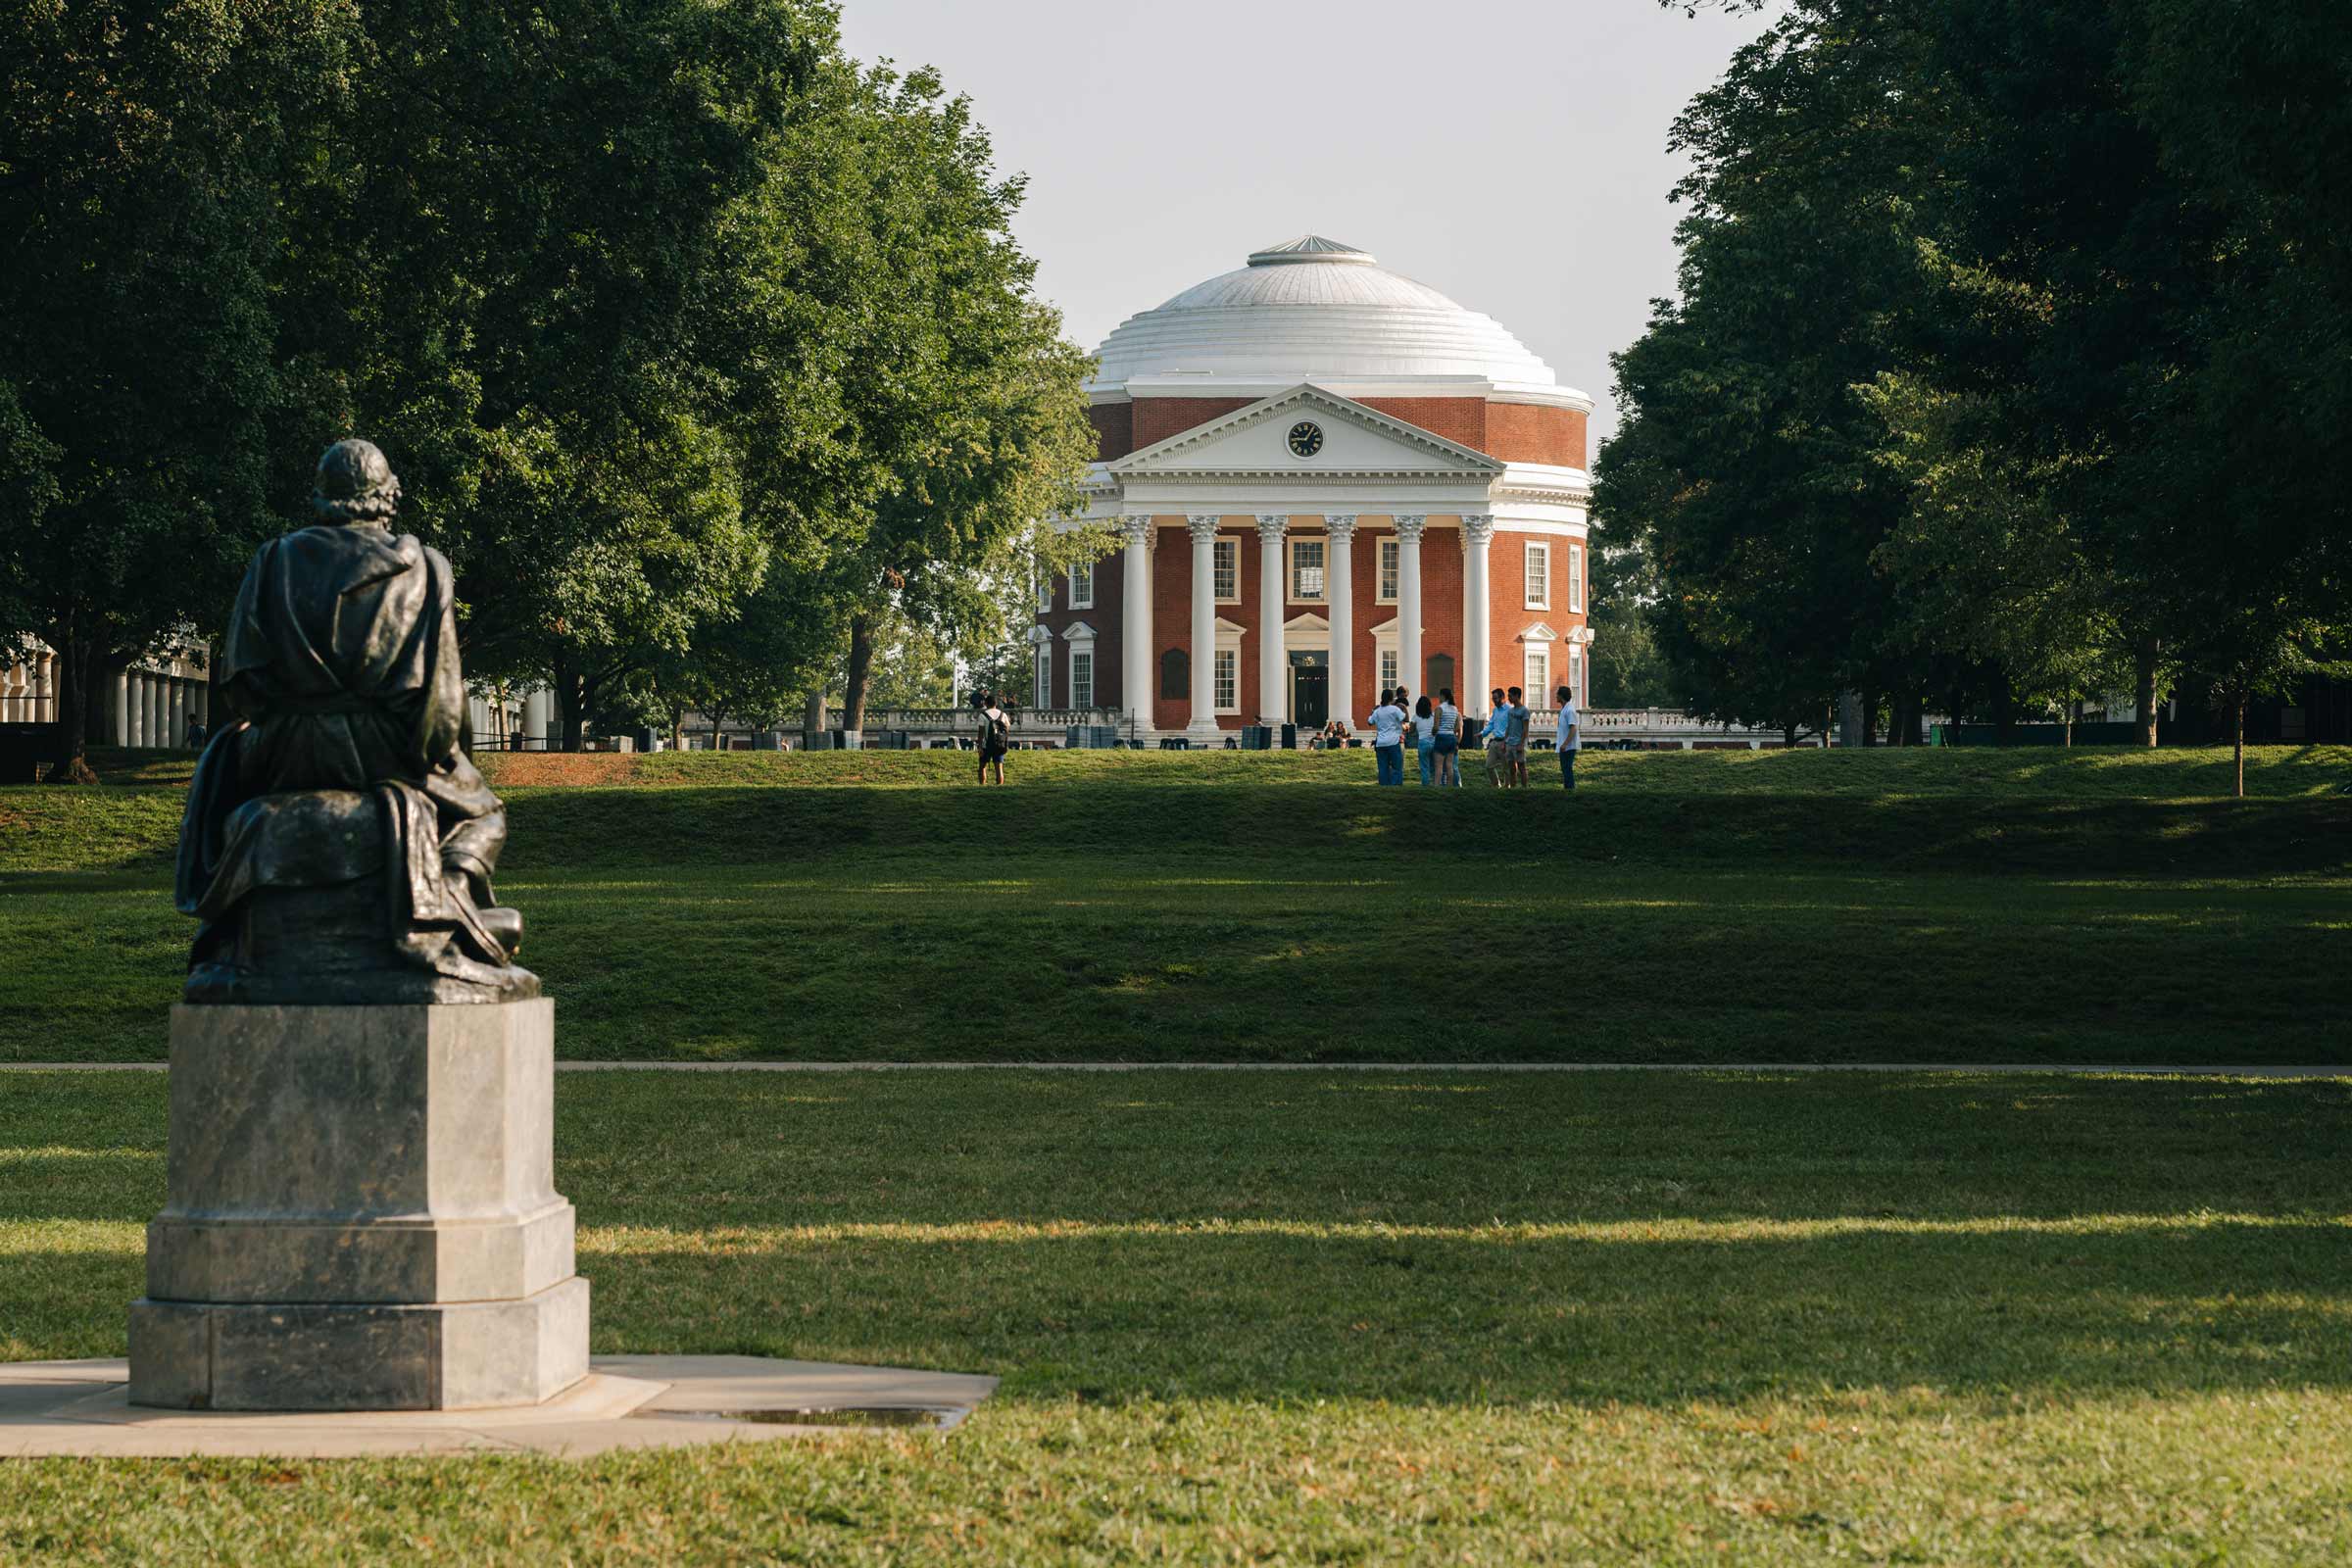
[656,1405,959,1430]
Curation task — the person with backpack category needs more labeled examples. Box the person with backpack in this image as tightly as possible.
[976,691,1011,784]
[1554,682,1581,790]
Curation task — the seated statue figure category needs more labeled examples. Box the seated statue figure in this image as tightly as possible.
[175,439,536,1004]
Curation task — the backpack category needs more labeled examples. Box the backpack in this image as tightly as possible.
[983,709,1011,749]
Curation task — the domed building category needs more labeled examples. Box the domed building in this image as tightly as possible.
[1033,236,1594,742]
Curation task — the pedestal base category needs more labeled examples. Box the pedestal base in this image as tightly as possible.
[131,999,589,1411]
[127,1277,590,1411]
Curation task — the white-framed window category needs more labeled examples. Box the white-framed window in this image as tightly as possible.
[1035,646,1052,708]
[1070,650,1093,709]
[1069,561,1094,611]
[1569,544,1586,614]
[1525,542,1550,610]
[1213,647,1239,714]
[1213,537,1239,603]
[1526,643,1551,708]
[1570,645,1586,708]
[1378,539,1400,603]
[1289,537,1326,601]
[1379,648,1399,693]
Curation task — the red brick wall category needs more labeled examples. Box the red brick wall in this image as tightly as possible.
[1116,394,1587,467]
[1034,551,1123,710]
[1133,398,1256,451]
[1088,403,1134,462]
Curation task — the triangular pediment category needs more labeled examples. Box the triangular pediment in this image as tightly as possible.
[1109,385,1505,479]
[1284,612,1332,634]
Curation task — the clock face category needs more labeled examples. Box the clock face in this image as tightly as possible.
[1287,420,1324,459]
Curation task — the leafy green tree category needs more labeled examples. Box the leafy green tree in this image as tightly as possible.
[0,0,357,777]
[309,0,843,749]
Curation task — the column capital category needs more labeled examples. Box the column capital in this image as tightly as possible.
[1119,514,1153,547]
[1325,514,1358,542]
[1460,513,1495,545]
[1253,514,1289,543]
[1393,514,1428,542]
[1185,514,1221,542]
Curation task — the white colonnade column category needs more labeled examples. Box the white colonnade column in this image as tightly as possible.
[136,673,155,748]
[1185,514,1221,745]
[1395,514,1426,699]
[167,678,185,748]
[522,689,552,750]
[1120,515,1153,736]
[1254,514,1287,727]
[1326,516,1356,725]
[1462,514,1494,715]
[112,672,130,746]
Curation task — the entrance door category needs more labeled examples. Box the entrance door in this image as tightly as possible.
[1292,663,1328,730]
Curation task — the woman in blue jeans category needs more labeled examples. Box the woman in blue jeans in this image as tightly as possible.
[1412,695,1437,784]
[1366,687,1407,785]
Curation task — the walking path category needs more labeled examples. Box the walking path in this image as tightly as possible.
[7,1061,2347,1076]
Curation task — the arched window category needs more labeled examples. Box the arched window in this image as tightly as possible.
[1159,648,1190,701]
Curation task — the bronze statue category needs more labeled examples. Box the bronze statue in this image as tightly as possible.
[175,440,536,1004]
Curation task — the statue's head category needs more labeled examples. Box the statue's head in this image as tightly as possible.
[312,439,402,525]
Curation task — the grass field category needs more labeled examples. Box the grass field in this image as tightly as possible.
[5,1067,2350,1564]
[3,746,2347,1063]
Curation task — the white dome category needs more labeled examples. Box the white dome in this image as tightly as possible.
[1089,236,1559,391]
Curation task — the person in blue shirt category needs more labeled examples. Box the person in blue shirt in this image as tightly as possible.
[1479,688,1510,786]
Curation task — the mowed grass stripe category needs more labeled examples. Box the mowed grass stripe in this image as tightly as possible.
[2,1068,2348,1564]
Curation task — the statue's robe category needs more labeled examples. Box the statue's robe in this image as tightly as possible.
[175,523,529,1001]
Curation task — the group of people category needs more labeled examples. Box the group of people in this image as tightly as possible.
[1357,684,1581,790]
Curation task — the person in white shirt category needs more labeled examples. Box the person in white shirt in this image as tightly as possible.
[1365,688,1407,786]
[1554,683,1581,790]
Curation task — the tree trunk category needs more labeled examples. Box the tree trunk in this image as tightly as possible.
[708,707,729,753]
[842,613,876,738]
[667,704,686,753]
[2133,636,2160,747]
[2065,699,2081,748]
[1860,687,1879,748]
[802,687,826,749]
[1783,721,1799,750]
[551,659,588,753]
[40,618,104,784]
[2233,686,2246,800]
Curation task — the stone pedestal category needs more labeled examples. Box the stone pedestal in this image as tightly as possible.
[128,1000,590,1411]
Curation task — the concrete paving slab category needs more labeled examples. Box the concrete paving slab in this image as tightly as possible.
[0,1353,997,1459]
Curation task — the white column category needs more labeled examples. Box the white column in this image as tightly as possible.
[1185,514,1221,745]
[134,673,154,747]
[523,689,552,749]
[1395,514,1426,700]
[168,679,187,748]
[1254,514,1287,727]
[1120,514,1153,735]
[194,678,210,734]
[1326,516,1356,724]
[1462,514,1494,716]
[112,672,130,746]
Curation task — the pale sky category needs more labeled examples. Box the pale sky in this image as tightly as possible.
[834,0,1776,451]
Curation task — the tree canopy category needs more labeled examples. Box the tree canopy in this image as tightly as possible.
[1,0,1100,762]
[1599,0,2349,781]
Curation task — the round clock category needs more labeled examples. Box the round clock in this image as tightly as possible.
[1287,420,1324,459]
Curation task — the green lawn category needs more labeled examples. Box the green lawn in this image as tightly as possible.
[4,746,2347,1063]
[4,1068,2348,1564]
